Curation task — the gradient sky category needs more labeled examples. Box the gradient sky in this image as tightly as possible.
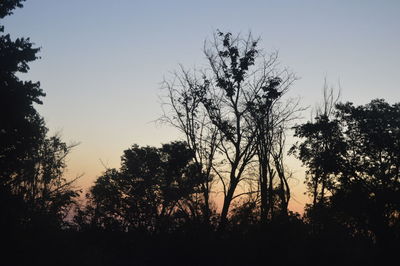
[3,0,400,212]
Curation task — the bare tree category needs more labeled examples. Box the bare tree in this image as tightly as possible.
[162,31,298,229]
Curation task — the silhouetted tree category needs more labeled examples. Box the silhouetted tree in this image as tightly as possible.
[0,0,44,186]
[163,31,297,229]
[84,141,206,232]
[293,97,399,247]
[332,99,400,245]
[0,0,79,231]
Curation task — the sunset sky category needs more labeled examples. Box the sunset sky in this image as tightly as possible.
[4,0,400,212]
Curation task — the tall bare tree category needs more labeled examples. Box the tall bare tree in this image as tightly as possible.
[163,31,298,228]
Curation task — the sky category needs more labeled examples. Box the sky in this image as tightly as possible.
[3,0,400,212]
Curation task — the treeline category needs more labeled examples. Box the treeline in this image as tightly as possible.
[1,1,399,265]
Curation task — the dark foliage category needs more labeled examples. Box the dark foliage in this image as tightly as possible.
[77,142,210,233]
[292,99,399,257]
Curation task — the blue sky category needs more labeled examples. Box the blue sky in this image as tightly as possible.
[3,0,400,210]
